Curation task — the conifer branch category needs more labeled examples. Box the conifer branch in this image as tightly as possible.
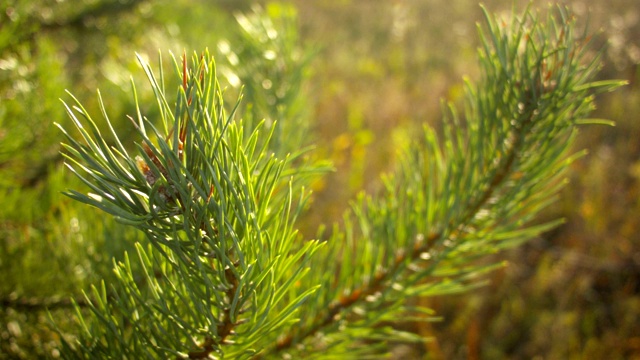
[265,5,626,358]
[53,4,626,359]
[275,130,525,351]
[273,105,531,352]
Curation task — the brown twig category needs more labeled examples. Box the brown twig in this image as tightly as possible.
[274,232,440,352]
[0,296,90,311]
[184,264,240,359]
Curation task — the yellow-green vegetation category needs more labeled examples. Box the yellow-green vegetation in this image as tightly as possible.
[1,0,638,358]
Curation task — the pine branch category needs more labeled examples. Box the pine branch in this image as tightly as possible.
[273,102,531,353]
[53,4,625,359]
[263,5,626,358]
[274,125,528,350]
[56,48,325,358]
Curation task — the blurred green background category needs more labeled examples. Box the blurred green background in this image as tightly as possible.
[0,0,638,358]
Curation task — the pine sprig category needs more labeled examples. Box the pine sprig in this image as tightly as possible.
[56,50,323,359]
[268,5,625,358]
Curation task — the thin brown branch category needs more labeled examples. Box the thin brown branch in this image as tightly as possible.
[184,223,240,359]
[40,0,148,32]
[0,296,90,311]
[274,232,440,352]
[185,265,239,359]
